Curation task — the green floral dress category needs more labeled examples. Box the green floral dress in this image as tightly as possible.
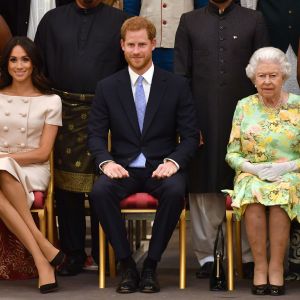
[224,93,300,221]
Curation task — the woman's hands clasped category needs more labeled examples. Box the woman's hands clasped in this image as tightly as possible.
[242,161,297,182]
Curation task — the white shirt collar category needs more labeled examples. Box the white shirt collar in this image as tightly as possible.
[128,63,154,86]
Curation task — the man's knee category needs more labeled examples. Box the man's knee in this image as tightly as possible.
[89,176,115,206]
[160,175,186,201]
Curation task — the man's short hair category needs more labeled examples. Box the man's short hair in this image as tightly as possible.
[121,16,156,41]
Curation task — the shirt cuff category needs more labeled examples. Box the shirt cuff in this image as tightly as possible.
[99,160,114,172]
[163,158,179,170]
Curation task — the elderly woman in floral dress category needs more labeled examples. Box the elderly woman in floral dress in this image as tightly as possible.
[225,47,300,296]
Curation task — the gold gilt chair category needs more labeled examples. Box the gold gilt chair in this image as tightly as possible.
[99,196,187,289]
[30,152,55,244]
[225,195,243,291]
[98,132,186,289]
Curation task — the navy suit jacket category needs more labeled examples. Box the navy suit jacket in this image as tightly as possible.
[88,66,199,172]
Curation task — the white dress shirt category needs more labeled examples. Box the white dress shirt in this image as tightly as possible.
[27,0,56,40]
[99,63,179,171]
[128,63,154,104]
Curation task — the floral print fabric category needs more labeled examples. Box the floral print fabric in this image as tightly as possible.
[224,93,300,221]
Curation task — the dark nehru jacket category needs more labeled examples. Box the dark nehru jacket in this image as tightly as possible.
[257,0,300,54]
[0,0,73,36]
[0,0,30,35]
[175,2,269,193]
[35,3,127,94]
[35,2,127,192]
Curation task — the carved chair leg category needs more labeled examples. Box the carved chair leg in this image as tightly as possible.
[226,210,234,291]
[99,223,106,288]
[108,243,116,278]
[179,208,186,289]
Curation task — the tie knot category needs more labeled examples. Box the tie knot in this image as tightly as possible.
[137,76,144,86]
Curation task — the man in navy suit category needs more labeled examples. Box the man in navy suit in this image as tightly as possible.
[88,16,199,294]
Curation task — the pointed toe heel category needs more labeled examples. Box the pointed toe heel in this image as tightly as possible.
[39,271,59,294]
[50,251,65,267]
[39,280,58,294]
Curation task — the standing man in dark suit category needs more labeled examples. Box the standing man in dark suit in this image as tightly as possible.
[35,0,128,276]
[174,0,269,279]
[88,16,198,293]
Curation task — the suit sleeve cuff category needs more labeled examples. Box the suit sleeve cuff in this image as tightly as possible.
[163,158,180,170]
[99,160,114,172]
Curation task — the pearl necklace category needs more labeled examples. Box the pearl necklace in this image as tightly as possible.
[257,93,286,112]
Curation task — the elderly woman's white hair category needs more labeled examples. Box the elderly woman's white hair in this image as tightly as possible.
[245,47,291,82]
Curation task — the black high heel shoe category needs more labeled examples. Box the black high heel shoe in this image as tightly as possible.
[39,275,58,294]
[50,251,65,267]
[251,284,269,295]
[269,284,285,296]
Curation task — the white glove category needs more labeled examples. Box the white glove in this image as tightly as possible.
[258,161,297,182]
[241,161,271,177]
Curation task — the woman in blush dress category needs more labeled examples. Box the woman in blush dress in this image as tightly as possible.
[0,36,64,293]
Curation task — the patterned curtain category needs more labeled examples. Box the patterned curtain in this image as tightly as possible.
[0,220,37,280]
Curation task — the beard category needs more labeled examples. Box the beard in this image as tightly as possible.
[125,53,152,73]
[211,0,231,3]
[77,0,100,8]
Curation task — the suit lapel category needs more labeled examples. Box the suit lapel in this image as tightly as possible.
[117,70,141,137]
[142,67,167,136]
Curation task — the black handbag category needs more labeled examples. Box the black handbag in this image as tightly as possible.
[209,223,227,291]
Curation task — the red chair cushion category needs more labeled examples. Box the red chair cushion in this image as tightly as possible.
[120,193,158,209]
[31,191,45,209]
[226,195,233,210]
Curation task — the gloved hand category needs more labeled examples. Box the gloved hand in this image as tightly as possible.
[241,161,271,177]
[258,161,297,182]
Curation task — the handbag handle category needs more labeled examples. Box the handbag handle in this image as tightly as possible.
[213,223,224,257]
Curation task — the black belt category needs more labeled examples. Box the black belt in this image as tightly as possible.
[52,88,95,102]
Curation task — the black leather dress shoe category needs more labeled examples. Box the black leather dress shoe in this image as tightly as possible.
[139,268,160,293]
[269,284,285,296]
[196,262,213,279]
[251,284,269,295]
[57,256,84,276]
[116,268,139,294]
